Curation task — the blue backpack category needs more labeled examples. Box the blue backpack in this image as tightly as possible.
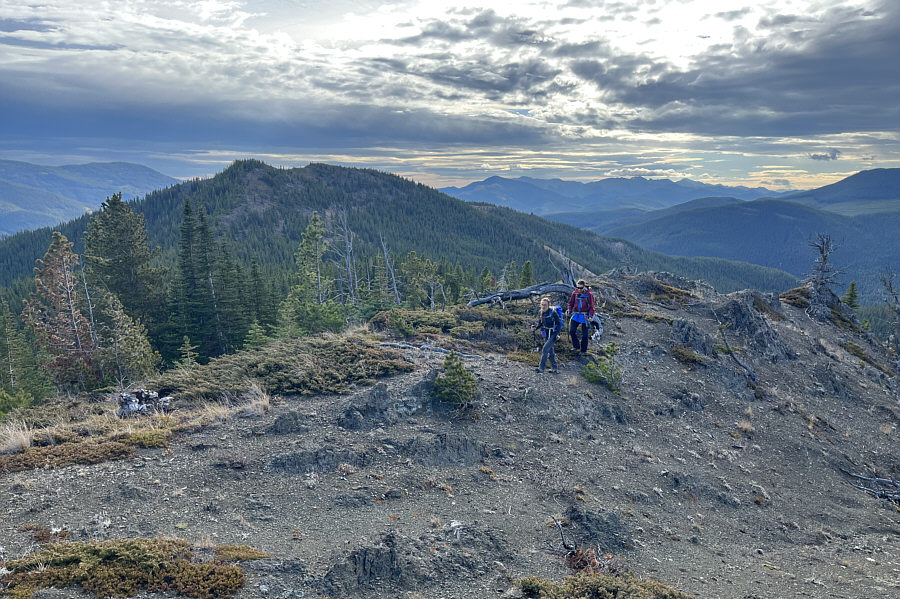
[541,306,564,338]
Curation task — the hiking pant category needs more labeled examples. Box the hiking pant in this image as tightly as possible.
[539,331,559,371]
[570,318,590,352]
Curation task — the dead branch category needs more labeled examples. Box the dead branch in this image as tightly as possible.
[841,469,900,504]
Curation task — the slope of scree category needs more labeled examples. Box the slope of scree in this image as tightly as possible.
[1,271,898,599]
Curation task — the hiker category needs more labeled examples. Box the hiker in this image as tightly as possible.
[567,279,595,354]
[532,296,562,373]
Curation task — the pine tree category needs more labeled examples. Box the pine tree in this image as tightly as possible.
[97,293,160,389]
[243,320,272,349]
[177,335,199,370]
[520,260,534,288]
[83,193,164,328]
[278,214,344,336]
[21,232,96,390]
[842,281,860,311]
[432,350,479,406]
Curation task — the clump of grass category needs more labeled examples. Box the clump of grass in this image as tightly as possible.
[829,304,860,333]
[671,345,705,366]
[517,571,695,599]
[0,538,254,599]
[122,428,172,448]
[0,420,34,454]
[843,342,894,375]
[780,286,810,308]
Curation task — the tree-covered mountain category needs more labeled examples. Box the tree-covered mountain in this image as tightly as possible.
[573,198,900,302]
[0,160,178,236]
[775,167,900,215]
[546,196,743,232]
[441,175,790,215]
[0,160,796,297]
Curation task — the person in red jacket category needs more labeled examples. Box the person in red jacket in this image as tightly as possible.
[567,279,594,354]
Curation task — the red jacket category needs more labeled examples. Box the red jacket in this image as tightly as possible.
[567,288,595,317]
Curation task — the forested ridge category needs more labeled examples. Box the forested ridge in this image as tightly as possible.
[0,159,800,414]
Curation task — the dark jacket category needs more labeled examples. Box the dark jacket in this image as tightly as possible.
[567,288,595,317]
[539,307,562,334]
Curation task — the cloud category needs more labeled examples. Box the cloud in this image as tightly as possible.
[808,149,842,161]
[572,2,900,137]
[605,167,687,178]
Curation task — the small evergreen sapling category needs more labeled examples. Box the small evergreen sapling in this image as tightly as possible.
[432,350,479,406]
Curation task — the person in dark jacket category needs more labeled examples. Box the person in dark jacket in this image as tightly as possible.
[567,279,595,353]
[534,296,561,373]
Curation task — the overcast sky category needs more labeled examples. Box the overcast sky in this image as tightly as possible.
[1,0,898,189]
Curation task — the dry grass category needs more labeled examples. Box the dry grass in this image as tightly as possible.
[0,420,34,454]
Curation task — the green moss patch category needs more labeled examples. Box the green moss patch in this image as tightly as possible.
[0,441,135,475]
[517,570,695,599]
[0,538,254,599]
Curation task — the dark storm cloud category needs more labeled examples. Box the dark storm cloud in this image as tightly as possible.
[0,92,552,150]
[809,149,842,161]
[575,2,900,136]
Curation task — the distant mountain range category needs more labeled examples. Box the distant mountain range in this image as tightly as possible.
[0,160,178,236]
[544,168,900,302]
[440,175,793,215]
[0,160,796,298]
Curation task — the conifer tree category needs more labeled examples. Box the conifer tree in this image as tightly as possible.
[519,260,534,288]
[841,281,860,311]
[21,232,96,390]
[278,214,344,336]
[83,193,164,328]
[97,293,160,389]
[0,302,51,403]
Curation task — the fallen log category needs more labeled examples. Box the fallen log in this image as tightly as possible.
[466,281,574,307]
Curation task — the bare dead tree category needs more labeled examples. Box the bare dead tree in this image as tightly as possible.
[335,209,357,305]
[806,233,843,292]
[380,234,401,305]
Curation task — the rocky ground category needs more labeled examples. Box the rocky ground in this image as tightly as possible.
[2,273,899,599]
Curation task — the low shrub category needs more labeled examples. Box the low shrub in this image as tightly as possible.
[517,570,695,599]
[780,286,810,308]
[432,351,479,406]
[150,335,414,403]
[671,345,706,366]
[0,538,264,599]
[0,441,135,475]
[582,343,623,393]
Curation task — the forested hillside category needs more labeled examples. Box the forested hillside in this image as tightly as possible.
[0,160,177,235]
[0,160,798,414]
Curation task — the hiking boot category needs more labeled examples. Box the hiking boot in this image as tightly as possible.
[550,368,559,374]
[536,367,545,373]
